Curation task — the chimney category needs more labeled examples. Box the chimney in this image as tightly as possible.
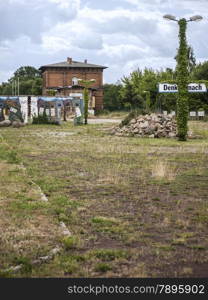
[67,57,72,64]
[84,59,87,64]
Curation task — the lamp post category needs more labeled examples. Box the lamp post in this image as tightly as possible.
[78,78,96,125]
[163,14,202,141]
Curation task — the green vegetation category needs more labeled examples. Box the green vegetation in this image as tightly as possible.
[0,121,207,277]
[176,18,189,141]
[103,59,208,115]
[0,66,42,95]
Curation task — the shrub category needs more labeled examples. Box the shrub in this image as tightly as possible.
[120,108,149,127]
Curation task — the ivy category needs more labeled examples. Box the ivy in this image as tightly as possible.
[176,19,189,141]
[83,87,89,125]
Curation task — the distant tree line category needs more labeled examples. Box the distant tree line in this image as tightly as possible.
[0,66,42,95]
[104,49,208,113]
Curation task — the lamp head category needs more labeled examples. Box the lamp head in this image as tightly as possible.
[163,14,177,21]
[189,15,203,22]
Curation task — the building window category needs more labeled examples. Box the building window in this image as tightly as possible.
[72,77,78,85]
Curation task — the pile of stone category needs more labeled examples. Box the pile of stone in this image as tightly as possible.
[111,113,177,138]
[0,120,25,128]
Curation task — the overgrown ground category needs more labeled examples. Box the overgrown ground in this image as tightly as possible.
[0,121,207,277]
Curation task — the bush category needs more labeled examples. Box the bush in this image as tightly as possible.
[32,113,60,125]
[94,109,110,116]
[120,108,150,127]
[62,236,81,250]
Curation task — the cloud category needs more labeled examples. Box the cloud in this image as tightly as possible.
[0,0,80,43]
[0,0,207,84]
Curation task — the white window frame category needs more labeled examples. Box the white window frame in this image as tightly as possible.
[72,77,78,86]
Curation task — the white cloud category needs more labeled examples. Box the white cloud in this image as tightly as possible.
[0,0,207,84]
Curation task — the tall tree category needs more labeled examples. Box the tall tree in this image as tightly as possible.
[103,83,123,111]
[10,66,41,81]
[0,66,42,95]
[175,45,196,74]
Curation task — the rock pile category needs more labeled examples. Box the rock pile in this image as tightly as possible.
[111,113,177,138]
[0,120,25,128]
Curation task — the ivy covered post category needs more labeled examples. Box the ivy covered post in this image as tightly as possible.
[163,14,203,141]
[83,86,89,125]
[78,79,95,125]
[176,18,189,141]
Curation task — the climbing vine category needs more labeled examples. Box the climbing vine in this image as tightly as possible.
[176,19,189,141]
[83,87,89,125]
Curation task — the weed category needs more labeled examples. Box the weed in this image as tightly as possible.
[62,236,82,250]
[94,263,112,273]
[89,249,128,261]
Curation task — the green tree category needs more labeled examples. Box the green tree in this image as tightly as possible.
[120,75,144,109]
[11,66,41,81]
[175,45,196,74]
[192,61,208,80]
[31,78,43,95]
[103,83,123,111]
[0,66,42,95]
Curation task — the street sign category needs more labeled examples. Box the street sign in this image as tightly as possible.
[188,83,207,92]
[190,111,196,117]
[198,111,205,117]
[159,83,207,93]
[159,83,177,93]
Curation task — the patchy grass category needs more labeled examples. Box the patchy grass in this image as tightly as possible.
[0,121,207,277]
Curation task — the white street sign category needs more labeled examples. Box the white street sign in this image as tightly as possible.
[159,83,207,93]
[159,83,178,93]
[188,83,207,92]
[198,111,205,117]
[190,111,196,117]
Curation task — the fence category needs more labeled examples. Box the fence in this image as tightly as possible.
[161,110,207,120]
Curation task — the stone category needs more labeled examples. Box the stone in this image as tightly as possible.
[60,221,72,236]
[0,120,11,127]
[168,132,176,138]
[12,121,25,128]
[112,113,177,139]
[115,132,123,136]
[130,119,136,124]
[133,128,139,133]
[140,121,149,128]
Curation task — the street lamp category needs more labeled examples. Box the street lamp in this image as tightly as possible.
[163,14,202,141]
[163,14,203,22]
[78,78,96,125]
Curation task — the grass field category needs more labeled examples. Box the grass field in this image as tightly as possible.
[0,120,207,278]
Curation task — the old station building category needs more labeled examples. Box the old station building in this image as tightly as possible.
[39,57,107,111]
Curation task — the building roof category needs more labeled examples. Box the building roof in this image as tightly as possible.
[39,58,107,71]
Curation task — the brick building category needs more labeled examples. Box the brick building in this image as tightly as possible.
[39,57,107,111]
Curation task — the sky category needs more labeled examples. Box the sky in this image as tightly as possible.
[0,0,208,84]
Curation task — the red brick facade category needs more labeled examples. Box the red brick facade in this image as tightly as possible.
[40,58,107,111]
